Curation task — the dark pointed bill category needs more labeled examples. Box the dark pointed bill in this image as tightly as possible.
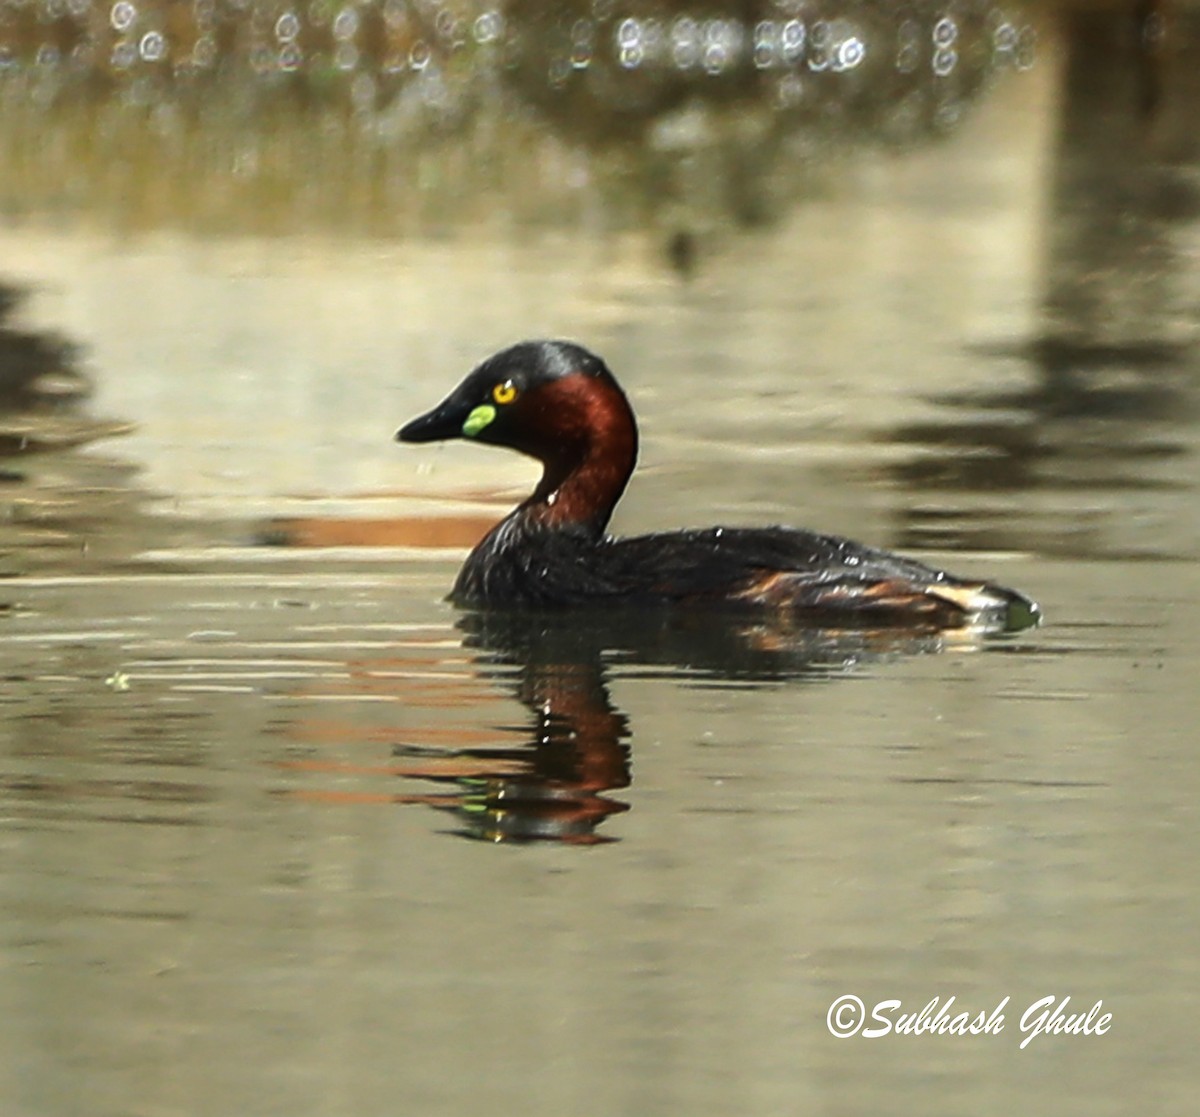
[396,397,467,443]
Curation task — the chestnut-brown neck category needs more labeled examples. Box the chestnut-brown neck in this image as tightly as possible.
[516,373,638,535]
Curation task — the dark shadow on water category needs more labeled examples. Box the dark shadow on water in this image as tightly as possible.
[394,607,996,844]
[874,2,1200,561]
[0,283,149,575]
[0,282,253,575]
[0,286,89,413]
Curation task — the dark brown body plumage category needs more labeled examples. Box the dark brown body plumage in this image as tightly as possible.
[398,341,1040,632]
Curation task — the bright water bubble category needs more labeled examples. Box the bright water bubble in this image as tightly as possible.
[139,30,166,61]
[334,41,358,69]
[110,0,136,32]
[753,44,775,69]
[630,20,666,65]
[896,42,918,72]
[569,17,593,67]
[548,55,570,86]
[705,18,741,50]
[618,43,642,69]
[571,18,592,45]
[671,17,699,69]
[703,42,727,75]
[775,72,804,107]
[932,16,957,47]
[278,42,302,70]
[932,46,956,75]
[192,34,216,67]
[702,18,741,72]
[754,21,776,46]
[672,17,699,45]
[993,21,1017,51]
[834,35,864,70]
[275,12,300,43]
[672,43,699,69]
[616,17,641,49]
[111,37,136,69]
[781,18,806,59]
[332,7,358,41]
[408,39,429,70]
[753,22,778,69]
[806,26,833,74]
[472,11,501,44]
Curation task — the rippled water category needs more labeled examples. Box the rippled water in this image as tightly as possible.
[4,561,1197,1112]
[3,3,1200,1115]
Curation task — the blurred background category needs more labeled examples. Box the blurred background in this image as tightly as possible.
[2,0,1195,570]
[1,2,1198,1115]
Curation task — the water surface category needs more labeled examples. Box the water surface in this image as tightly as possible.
[2,3,1199,1114]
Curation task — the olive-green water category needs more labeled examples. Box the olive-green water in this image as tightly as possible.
[2,3,1199,1115]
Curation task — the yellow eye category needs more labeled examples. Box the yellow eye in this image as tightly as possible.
[492,380,518,405]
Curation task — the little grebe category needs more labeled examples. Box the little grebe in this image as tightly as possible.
[397,341,1041,630]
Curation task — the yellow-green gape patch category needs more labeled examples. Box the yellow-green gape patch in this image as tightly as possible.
[462,404,496,437]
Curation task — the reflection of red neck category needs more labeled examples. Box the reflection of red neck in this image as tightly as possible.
[517,373,638,535]
[519,662,631,793]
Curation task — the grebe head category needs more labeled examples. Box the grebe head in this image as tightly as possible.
[397,340,625,446]
[397,340,639,529]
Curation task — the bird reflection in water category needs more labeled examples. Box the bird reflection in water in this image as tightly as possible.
[393,608,955,844]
